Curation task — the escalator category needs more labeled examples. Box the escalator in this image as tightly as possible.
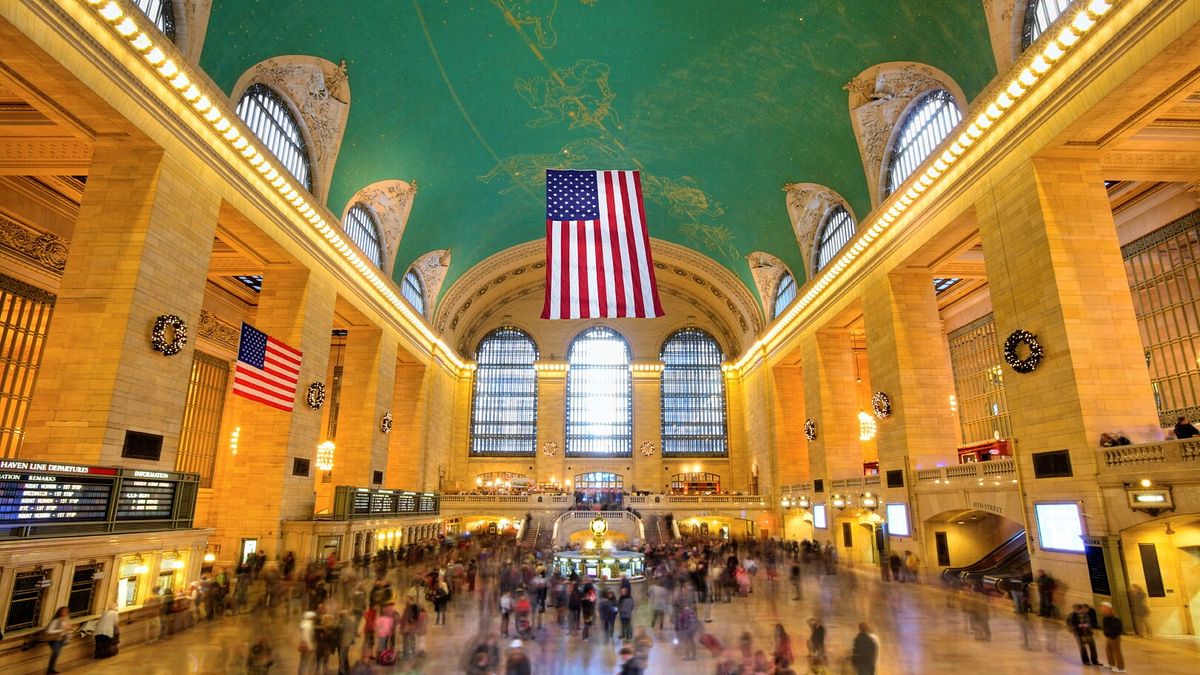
[941,530,1030,592]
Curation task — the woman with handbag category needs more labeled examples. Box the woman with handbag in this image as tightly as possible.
[94,604,119,658]
[44,606,71,674]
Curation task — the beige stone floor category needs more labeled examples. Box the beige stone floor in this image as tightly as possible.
[69,566,1199,674]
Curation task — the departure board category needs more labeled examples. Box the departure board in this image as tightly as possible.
[0,473,113,524]
[0,461,198,535]
[115,477,177,520]
[336,486,438,518]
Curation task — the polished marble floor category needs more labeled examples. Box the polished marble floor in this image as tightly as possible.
[71,565,1198,675]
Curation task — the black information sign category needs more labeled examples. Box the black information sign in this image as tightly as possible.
[0,474,113,524]
[335,486,439,519]
[1084,544,1111,596]
[115,478,178,520]
[0,461,198,536]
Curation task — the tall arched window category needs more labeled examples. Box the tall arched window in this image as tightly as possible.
[235,83,313,191]
[132,0,175,40]
[566,327,632,457]
[1022,0,1075,50]
[343,204,384,267]
[661,329,727,457]
[814,206,856,273]
[773,272,797,320]
[884,89,962,197]
[470,328,538,456]
[401,269,425,317]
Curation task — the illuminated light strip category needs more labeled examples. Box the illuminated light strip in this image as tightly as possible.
[76,0,472,373]
[728,0,1117,373]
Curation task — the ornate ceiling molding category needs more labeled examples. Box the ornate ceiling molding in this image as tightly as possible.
[434,238,762,359]
[411,247,450,316]
[844,62,967,208]
[345,179,418,276]
[231,55,350,203]
[781,182,854,280]
[0,210,68,275]
[745,251,788,320]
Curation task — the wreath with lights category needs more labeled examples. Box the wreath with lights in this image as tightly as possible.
[542,440,559,457]
[639,440,656,457]
[803,419,817,441]
[151,314,188,356]
[871,392,892,419]
[1003,329,1043,374]
[380,412,393,434]
[306,382,326,410]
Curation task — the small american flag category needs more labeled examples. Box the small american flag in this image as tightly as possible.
[233,322,302,412]
[542,169,664,319]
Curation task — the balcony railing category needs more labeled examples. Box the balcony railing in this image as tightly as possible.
[1099,438,1200,468]
[439,494,573,506]
[913,459,1017,485]
[626,494,770,507]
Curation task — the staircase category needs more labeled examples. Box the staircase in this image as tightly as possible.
[645,514,673,546]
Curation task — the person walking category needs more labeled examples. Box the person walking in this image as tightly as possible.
[1035,570,1058,618]
[617,586,635,641]
[298,610,318,674]
[579,583,597,641]
[773,624,794,668]
[44,606,71,674]
[790,559,803,600]
[1066,603,1101,666]
[94,603,119,659]
[1100,602,1125,672]
[850,622,878,675]
[806,617,826,664]
[336,610,357,675]
[599,590,617,641]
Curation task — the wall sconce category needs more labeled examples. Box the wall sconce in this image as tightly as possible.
[316,440,336,472]
[861,492,879,511]
[229,426,240,455]
[133,554,149,575]
[203,552,216,564]
[780,496,793,509]
[797,495,811,509]
[831,494,848,510]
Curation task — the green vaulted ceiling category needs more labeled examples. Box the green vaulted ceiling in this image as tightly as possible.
[200,1,996,307]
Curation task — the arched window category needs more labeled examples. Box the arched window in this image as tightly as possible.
[343,204,384,267]
[814,206,856,273]
[1022,0,1075,50]
[884,89,963,197]
[773,272,797,320]
[235,83,313,191]
[661,329,728,457]
[401,269,425,317]
[566,327,632,457]
[470,328,538,457]
[132,0,175,40]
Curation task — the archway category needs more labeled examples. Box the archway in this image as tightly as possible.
[574,472,623,507]
[1119,514,1200,636]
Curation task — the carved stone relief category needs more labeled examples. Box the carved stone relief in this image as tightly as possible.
[198,309,239,351]
[781,182,853,280]
[233,56,350,202]
[844,63,965,207]
[351,179,418,275]
[745,251,788,320]
[175,0,214,66]
[412,248,451,316]
[0,211,69,274]
[980,0,1020,73]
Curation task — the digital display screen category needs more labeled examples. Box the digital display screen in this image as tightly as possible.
[813,504,827,529]
[1035,502,1085,553]
[0,474,112,524]
[344,488,430,518]
[115,478,177,520]
[886,503,910,537]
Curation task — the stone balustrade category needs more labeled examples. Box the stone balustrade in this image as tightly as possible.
[1099,438,1200,468]
[913,459,1017,485]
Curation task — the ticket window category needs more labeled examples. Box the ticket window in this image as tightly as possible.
[319,536,341,560]
[117,559,142,609]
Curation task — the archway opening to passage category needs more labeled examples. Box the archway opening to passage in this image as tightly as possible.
[573,471,623,507]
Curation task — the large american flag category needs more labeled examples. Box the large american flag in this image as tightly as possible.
[542,169,664,319]
[232,322,302,412]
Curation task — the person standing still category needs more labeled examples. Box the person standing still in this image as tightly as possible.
[1066,603,1100,666]
[1100,602,1125,672]
[851,622,879,675]
[617,587,635,641]
[44,606,71,674]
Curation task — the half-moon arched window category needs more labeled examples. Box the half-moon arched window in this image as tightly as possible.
[132,0,175,40]
[814,206,856,273]
[1021,0,1075,50]
[661,328,727,457]
[235,83,313,191]
[470,328,538,456]
[773,272,797,320]
[401,269,425,317]
[566,327,632,457]
[884,89,962,197]
[343,204,384,267]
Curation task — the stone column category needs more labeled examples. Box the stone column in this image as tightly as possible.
[800,329,863,482]
[630,361,663,494]
[977,156,1159,602]
[23,143,219,467]
[208,265,336,563]
[534,364,567,486]
[388,362,429,490]
[862,270,960,472]
[771,364,808,487]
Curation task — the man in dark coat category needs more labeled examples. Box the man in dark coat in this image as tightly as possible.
[851,622,879,675]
